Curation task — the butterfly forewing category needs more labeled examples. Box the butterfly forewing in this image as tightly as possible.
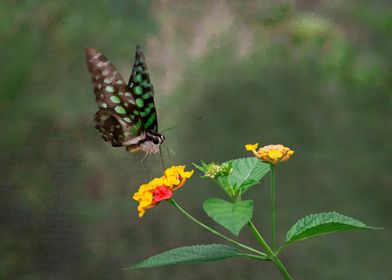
[85,48,142,146]
[128,46,159,133]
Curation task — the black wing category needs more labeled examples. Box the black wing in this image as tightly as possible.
[85,48,143,146]
[127,46,159,133]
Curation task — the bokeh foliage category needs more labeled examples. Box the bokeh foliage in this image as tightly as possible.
[0,0,391,279]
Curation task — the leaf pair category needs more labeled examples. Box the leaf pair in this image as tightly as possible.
[129,212,380,270]
[129,157,382,271]
[193,157,270,236]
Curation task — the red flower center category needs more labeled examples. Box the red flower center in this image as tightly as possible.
[153,186,173,202]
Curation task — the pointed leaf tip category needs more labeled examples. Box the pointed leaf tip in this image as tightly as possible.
[285,211,381,245]
[226,157,270,193]
[127,244,246,270]
[203,198,253,236]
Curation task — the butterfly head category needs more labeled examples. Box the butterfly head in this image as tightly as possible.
[140,131,165,153]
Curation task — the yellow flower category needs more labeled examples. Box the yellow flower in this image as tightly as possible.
[163,165,194,190]
[245,143,259,152]
[133,165,194,217]
[246,143,294,165]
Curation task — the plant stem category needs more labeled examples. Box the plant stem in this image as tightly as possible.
[272,256,293,280]
[242,253,269,261]
[248,221,274,255]
[248,221,293,280]
[271,164,277,249]
[168,199,267,258]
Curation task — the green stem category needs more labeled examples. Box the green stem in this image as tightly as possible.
[242,253,269,261]
[168,199,267,258]
[248,221,274,256]
[272,256,293,280]
[271,164,277,249]
[275,244,288,256]
[248,221,293,280]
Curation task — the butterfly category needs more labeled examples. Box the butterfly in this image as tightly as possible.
[85,46,165,154]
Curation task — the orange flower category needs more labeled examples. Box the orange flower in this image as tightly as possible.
[133,166,194,217]
[246,143,294,165]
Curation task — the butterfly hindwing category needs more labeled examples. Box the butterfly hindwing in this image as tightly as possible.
[85,48,142,146]
[128,46,159,133]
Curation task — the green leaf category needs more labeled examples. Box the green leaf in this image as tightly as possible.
[203,198,253,236]
[215,176,232,193]
[227,157,270,193]
[128,244,246,270]
[192,162,205,173]
[285,211,381,244]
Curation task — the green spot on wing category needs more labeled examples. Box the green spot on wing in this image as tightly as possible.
[134,86,143,95]
[109,96,121,104]
[134,66,143,73]
[148,102,155,109]
[135,119,142,129]
[136,98,144,108]
[141,81,150,88]
[134,74,142,82]
[142,92,152,99]
[105,85,115,93]
[140,111,147,117]
[131,126,138,135]
[114,106,126,114]
[144,112,156,129]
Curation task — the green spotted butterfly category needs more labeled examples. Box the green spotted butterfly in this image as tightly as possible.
[85,46,164,153]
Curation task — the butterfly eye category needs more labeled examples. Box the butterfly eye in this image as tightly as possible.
[152,138,160,145]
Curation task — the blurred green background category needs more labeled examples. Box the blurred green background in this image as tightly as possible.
[1,0,391,279]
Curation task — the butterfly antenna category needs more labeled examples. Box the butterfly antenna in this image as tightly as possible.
[160,116,202,134]
[160,124,187,134]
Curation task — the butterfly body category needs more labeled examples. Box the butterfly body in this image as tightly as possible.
[85,46,164,153]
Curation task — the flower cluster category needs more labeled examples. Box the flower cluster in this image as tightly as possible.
[246,143,294,165]
[203,162,233,179]
[133,166,194,217]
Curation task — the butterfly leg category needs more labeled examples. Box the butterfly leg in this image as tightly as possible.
[140,154,152,181]
[140,152,153,180]
[146,153,153,180]
[159,148,166,172]
[140,151,149,162]
[140,159,147,181]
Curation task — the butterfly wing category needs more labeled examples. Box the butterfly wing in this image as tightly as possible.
[85,48,143,147]
[127,46,159,134]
